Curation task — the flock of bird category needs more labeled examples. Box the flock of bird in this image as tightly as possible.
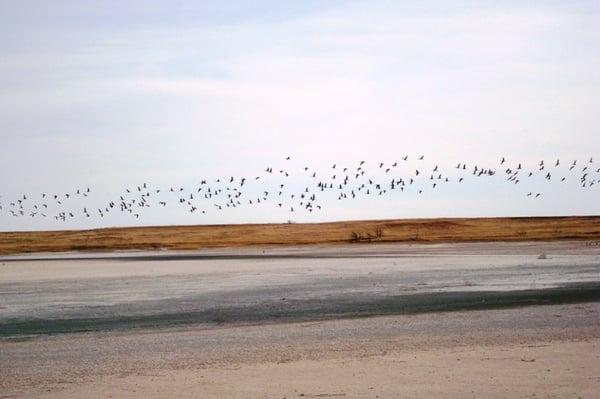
[1,155,598,224]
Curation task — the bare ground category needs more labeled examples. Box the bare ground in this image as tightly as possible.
[2,303,599,398]
[37,340,599,399]
[1,240,599,398]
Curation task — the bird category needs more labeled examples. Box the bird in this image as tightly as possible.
[2,153,594,225]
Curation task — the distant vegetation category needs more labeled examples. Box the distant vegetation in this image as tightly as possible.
[1,216,599,255]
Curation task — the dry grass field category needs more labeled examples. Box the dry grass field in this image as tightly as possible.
[1,216,599,255]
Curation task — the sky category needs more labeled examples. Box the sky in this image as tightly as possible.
[0,0,599,231]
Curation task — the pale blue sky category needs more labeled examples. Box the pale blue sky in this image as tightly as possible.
[0,1,599,231]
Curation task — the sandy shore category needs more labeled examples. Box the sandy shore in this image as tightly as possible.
[2,303,599,398]
[36,340,599,399]
[1,241,599,397]
[2,241,599,336]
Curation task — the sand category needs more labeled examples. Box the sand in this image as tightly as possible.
[1,240,599,398]
[3,303,599,398]
[34,340,599,399]
[2,241,599,335]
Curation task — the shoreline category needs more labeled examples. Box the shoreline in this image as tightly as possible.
[3,304,599,398]
[3,282,600,338]
[2,240,599,338]
[2,240,599,397]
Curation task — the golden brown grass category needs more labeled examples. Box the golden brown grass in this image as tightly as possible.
[1,216,599,255]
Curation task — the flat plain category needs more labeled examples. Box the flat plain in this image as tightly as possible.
[1,215,600,255]
[1,238,599,398]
